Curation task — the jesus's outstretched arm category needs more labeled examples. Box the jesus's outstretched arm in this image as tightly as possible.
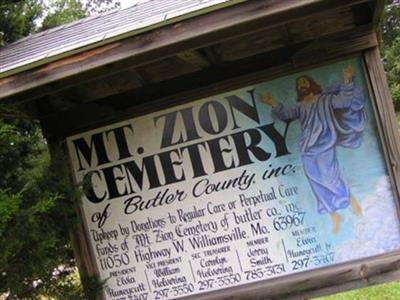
[260,93,299,121]
[332,65,365,110]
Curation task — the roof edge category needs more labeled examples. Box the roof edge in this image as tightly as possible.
[0,0,246,79]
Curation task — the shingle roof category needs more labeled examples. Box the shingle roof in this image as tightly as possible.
[0,0,242,78]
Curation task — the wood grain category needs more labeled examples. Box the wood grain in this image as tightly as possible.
[47,139,100,297]
[41,27,377,138]
[0,0,368,103]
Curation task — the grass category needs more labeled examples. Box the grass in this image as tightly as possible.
[315,281,400,300]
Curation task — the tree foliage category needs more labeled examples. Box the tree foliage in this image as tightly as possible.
[0,117,79,298]
[383,0,400,109]
[0,0,119,298]
[41,0,120,30]
[384,37,400,109]
[382,0,400,47]
[41,0,86,30]
[0,0,43,46]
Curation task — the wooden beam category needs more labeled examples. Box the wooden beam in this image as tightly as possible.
[278,24,294,45]
[214,6,357,62]
[40,27,377,138]
[372,0,386,30]
[291,24,377,66]
[288,6,356,43]
[0,0,368,104]
[134,67,152,86]
[176,50,211,68]
[139,56,201,83]
[214,27,287,62]
[352,1,374,26]
[202,47,220,65]
[70,68,143,102]
[38,46,297,137]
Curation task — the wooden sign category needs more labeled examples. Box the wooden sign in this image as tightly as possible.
[66,57,400,300]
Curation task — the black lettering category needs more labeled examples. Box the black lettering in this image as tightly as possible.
[180,107,201,142]
[258,123,290,156]
[180,142,208,178]
[226,90,260,129]
[199,101,228,135]
[206,136,235,173]
[102,165,129,199]
[72,133,111,171]
[232,128,270,166]
[158,149,185,185]
[123,155,162,190]
[82,170,107,203]
[105,124,134,160]
[154,111,183,148]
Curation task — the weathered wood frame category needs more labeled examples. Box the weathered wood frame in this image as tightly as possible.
[0,0,371,105]
[47,137,101,297]
[42,26,378,139]
[57,44,400,300]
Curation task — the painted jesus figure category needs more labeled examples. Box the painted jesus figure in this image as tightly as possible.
[260,65,366,234]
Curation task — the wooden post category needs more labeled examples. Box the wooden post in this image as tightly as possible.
[47,137,101,299]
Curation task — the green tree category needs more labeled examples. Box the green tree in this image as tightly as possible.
[382,0,400,110]
[0,117,80,298]
[0,0,43,46]
[384,37,400,109]
[0,0,119,298]
[41,0,120,30]
[41,0,86,30]
[382,0,400,47]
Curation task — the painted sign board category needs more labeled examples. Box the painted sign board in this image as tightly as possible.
[66,57,400,300]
